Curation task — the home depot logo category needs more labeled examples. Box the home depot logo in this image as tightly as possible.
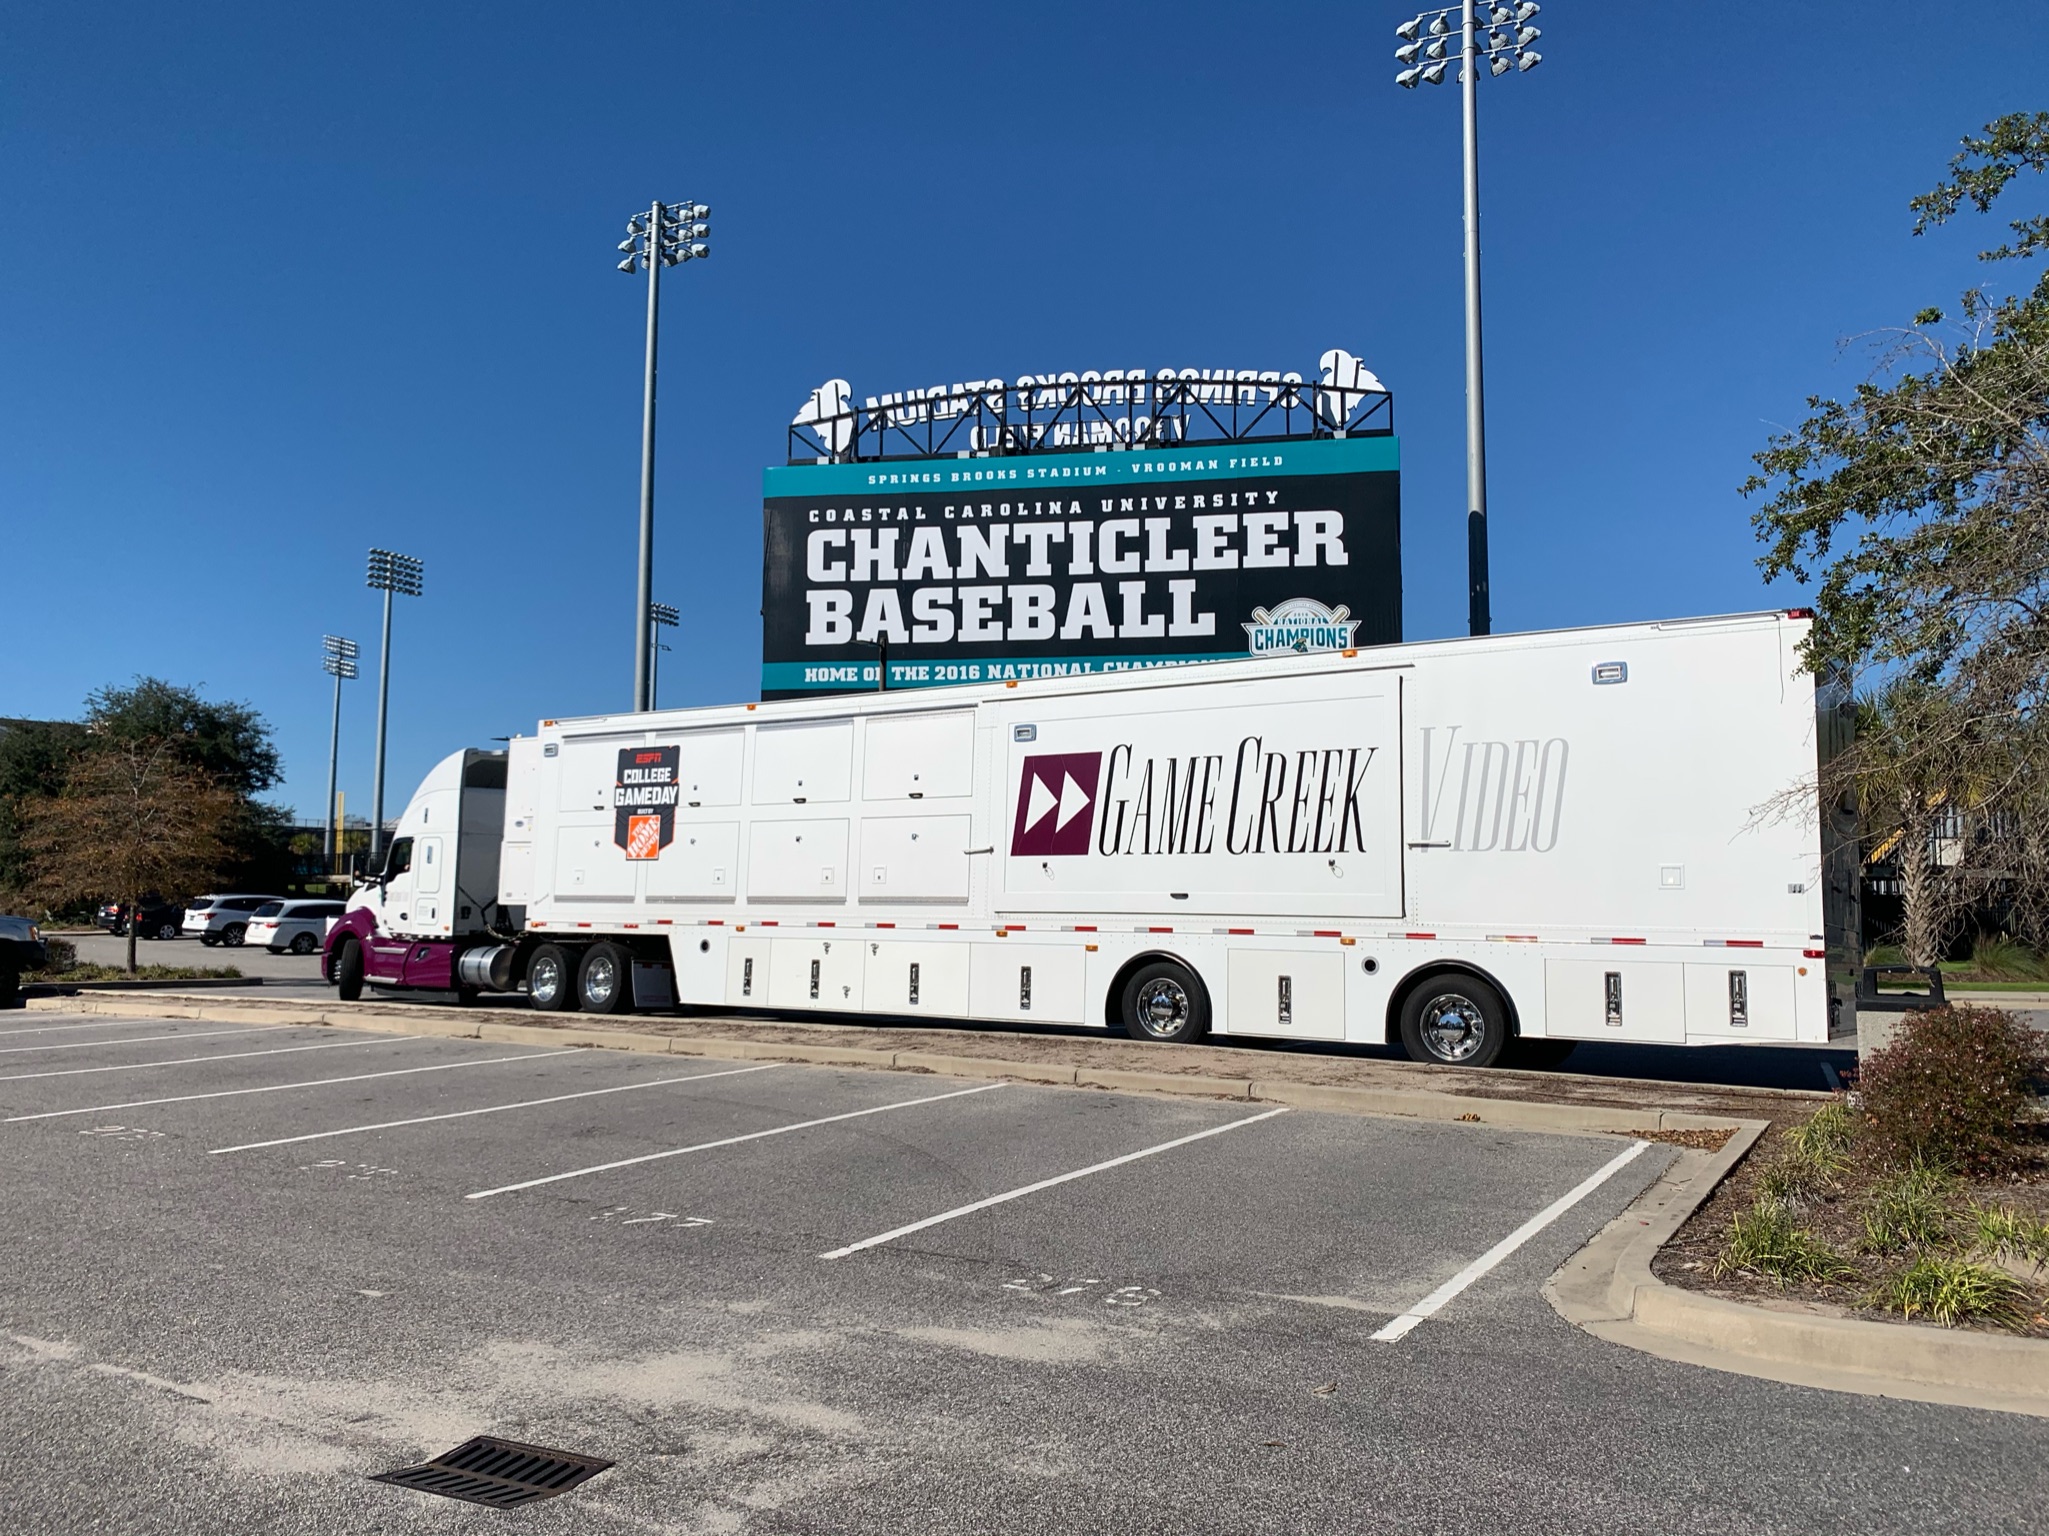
[1010,752,1101,856]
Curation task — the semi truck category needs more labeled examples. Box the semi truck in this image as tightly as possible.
[323,608,1860,1067]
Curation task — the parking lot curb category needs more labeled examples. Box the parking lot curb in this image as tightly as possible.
[1544,1123,2049,1417]
[30,991,1768,1140]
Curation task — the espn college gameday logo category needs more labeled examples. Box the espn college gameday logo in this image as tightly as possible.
[613,745,681,860]
[1011,752,1101,856]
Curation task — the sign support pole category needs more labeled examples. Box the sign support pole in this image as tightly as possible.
[1460,0,1491,637]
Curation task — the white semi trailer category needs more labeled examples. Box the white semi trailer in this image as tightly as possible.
[324,609,1860,1066]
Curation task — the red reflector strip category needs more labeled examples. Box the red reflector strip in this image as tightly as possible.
[656,919,672,925]
[816,922,834,928]
[624,923,639,929]
[874,922,895,929]
[1597,937,1646,945]
[576,922,592,928]
[1072,925,1097,932]
[937,923,958,930]
[1401,932,1436,941]
[1803,948,1826,959]
[1313,930,1341,938]
[1228,928,1255,935]
[1007,924,1026,931]
[760,920,779,927]
[1148,926,1173,933]
[707,919,723,926]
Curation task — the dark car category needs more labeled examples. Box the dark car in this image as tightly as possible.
[0,914,48,1009]
[95,897,186,941]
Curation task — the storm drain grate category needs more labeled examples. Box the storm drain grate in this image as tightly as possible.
[370,1434,615,1509]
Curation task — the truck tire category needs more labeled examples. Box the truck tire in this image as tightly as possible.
[1118,959,1209,1045]
[527,944,577,1012]
[1399,972,1511,1068]
[578,942,634,1015]
[334,938,365,1002]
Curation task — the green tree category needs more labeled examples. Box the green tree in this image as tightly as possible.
[1744,114,2049,955]
[85,677,282,796]
[19,739,239,974]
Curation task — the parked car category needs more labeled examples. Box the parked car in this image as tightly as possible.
[0,914,47,1007]
[183,894,287,948]
[95,897,186,941]
[246,899,347,955]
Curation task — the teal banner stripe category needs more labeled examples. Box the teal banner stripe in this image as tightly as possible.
[764,434,1397,498]
[762,652,1255,693]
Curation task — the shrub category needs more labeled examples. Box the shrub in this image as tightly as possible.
[1715,1198,1854,1284]
[1859,1160,1957,1253]
[1868,1255,2030,1329]
[1855,1005,2049,1173]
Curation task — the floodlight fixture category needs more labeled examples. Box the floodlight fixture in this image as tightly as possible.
[1392,0,1553,637]
[617,198,713,709]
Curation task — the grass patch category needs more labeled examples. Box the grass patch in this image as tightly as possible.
[1972,1206,2049,1270]
[1860,1160,1958,1253]
[1867,1255,2031,1329]
[25,963,242,982]
[1715,1197,1855,1285]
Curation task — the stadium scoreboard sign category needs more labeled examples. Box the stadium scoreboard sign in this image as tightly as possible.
[761,352,1400,699]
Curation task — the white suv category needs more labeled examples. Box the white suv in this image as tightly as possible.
[246,900,347,955]
[182,894,287,948]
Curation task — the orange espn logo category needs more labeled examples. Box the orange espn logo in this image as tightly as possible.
[624,814,662,861]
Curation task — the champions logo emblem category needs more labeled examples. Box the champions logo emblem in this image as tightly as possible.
[1243,597,1359,657]
[614,746,681,860]
[1010,752,1101,856]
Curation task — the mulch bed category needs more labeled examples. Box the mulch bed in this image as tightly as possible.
[1655,1116,2049,1336]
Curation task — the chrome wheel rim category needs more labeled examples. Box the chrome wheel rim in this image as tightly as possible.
[585,953,619,1006]
[531,955,564,1003]
[1134,977,1191,1039]
[1418,991,1488,1062]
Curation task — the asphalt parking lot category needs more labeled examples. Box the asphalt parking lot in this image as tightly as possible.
[3,1013,2047,1534]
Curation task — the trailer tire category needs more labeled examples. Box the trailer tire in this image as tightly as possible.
[578,942,633,1015]
[1118,959,1210,1045]
[1399,972,1511,1068]
[334,938,365,1002]
[527,944,577,1012]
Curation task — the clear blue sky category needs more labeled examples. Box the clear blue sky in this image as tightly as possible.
[3,2,2042,822]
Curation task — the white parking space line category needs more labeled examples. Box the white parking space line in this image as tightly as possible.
[0,1035,411,1083]
[0,1025,299,1056]
[206,1063,781,1154]
[0,1016,218,1039]
[1370,1139,1651,1343]
[818,1105,1294,1260]
[2,1051,574,1123]
[465,1080,1009,1201]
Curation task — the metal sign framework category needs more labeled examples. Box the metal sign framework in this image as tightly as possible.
[788,376,1394,465]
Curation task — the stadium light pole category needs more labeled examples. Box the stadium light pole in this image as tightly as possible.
[648,601,679,710]
[617,200,711,712]
[320,636,359,874]
[365,549,424,867]
[1396,1,1542,637]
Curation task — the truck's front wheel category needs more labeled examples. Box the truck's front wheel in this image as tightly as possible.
[334,938,364,1003]
[578,942,633,1015]
[527,944,577,1012]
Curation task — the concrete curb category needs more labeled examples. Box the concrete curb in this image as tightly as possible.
[31,992,1749,1140]
[1544,1123,2049,1417]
